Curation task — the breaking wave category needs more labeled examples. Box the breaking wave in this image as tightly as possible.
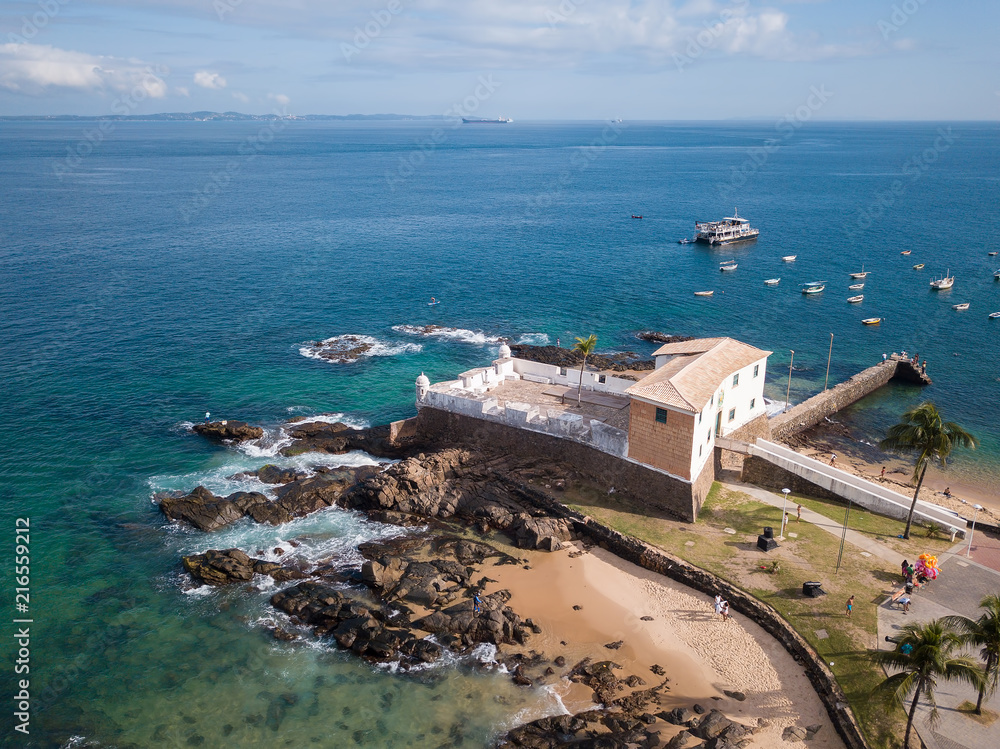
[392,324,507,345]
[299,334,422,364]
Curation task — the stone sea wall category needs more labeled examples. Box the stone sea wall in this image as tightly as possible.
[415,406,706,521]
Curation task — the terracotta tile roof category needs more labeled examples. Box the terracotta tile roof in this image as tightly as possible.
[627,338,772,412]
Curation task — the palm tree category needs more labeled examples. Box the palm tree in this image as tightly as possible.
[572,334,598,406]
[879,402,977,539]
[869,620,984,748]
[943,594,1000,714]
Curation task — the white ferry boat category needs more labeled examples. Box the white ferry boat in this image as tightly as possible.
[694,209,759,245]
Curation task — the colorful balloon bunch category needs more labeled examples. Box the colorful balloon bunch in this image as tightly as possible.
[915,554,940,580]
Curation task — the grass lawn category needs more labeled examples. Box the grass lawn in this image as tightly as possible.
[561,481,952,749]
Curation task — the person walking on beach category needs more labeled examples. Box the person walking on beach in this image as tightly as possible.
[846,595,854,618]
[829,453,836,466]
[880,466,886,480]
[714,595,723,618]
[721,601,730,622]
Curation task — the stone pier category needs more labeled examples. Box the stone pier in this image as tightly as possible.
[769,355,930,442]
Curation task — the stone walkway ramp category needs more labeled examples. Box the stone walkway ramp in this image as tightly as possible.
[726,481,1000,749]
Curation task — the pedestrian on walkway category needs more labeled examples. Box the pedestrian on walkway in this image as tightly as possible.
[901,559,909,580]
[846,595,854,618]
[880,466,886,480]
[829,453,836,466]
[721,601,730,622]
[796,504,802,522]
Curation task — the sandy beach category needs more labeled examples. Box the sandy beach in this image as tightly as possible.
[486,541,846,748]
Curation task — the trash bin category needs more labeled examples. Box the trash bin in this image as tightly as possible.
[802,581,825,597]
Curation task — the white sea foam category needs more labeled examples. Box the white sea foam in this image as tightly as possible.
[516,333,551,346]
[299,334,422,364]
[392,324,506,345]
[288,412,370,429]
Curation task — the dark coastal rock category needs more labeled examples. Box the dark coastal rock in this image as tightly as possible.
[635,331,695,346]
[182,549,307,586]
[270,582,442,665]
[568,658,625,706]
[256,464,310,484]
[158,467,377,531]
[693,710,733,740]
[508,344,654,374]
[415,589,530,647]
[193,420,264,442]
[282,421,414,459]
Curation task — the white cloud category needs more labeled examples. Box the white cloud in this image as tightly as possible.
[175,85,190,96]
[267,92,289,106]
[231,91,249,103]
[0,43,167,97]
[193,70,226,89]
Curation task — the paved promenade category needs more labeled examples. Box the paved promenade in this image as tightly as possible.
[724,481,1000,749]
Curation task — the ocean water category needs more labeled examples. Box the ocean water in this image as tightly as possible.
[1,120,999,746]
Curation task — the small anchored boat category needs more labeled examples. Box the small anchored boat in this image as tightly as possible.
[847,295,864,303]
[989,312,1000,319]
[850,264,869,279]
[994,268,1000,280]
[801,281,826,295]
[720,262,738,272]
[782,255,797,262]
[989,251,998,256]
[900,250,911,255]
[913,263,925,270]
[631,214,643,219]
[764,278,780,286]
[678,238,694,244]
[849,283,865,290]
[694,291,714,297]
[861,318,882,326]
[952,303,970,311]
[930,270,954,289]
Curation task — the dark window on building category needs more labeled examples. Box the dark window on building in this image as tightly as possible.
[728,408,736,422]
[750,398,756,410]
[753,364,759,377]
[598,374,607,384]
[655,407,667,424]
[559,367,567,377]
[732,373,739,387]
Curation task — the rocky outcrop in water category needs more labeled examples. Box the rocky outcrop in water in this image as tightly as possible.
[157,467,376,531]
[282,420,416,458]
[192,420,264,442]
[183,548,308,586]
[509,345,654,373]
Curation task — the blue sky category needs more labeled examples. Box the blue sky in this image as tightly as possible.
[0,0,997,119]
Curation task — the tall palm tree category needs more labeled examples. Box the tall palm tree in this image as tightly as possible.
[572,334,597,406]
[869,620,984,748]
[943,594,1000,714]
[879,402,977,539]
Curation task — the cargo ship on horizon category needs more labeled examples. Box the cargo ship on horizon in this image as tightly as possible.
[462,116,513,124]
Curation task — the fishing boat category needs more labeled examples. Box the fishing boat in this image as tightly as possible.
[849,283,865,290]
[847,295,864,303]
[930,270,954,289]
[694,209,759,245]
[861,318,882,326]
[631,214,643,219]
[719,261,738,272]
[952,303,970,311]
[694,291,714,297]
[764,278,780,286]
[849,264,869,279]
[989,312,1000,319]
[782,255,797,262]
[678,238,694,244]
[989,251,998,257]
[801,281,826,295]
[913,263,925,270]
[900,250,911,255]
[994,268,1000,279]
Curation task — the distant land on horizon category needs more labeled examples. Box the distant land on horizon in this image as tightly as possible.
[0,111,450,122]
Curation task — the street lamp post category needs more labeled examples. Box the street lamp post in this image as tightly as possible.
[780,488,791,540]
[967,504,983,558]
[785,350,795,412]
[836,498,853,573]
[824,333,834,391]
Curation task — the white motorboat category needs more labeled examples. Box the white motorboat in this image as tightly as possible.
[782,255,797,262]
[930,269,954,289]
[862,318,882,326]
[694,291,714,297]
[849,283,865,290]
[952,303,970,311]
[801,282,826,295]
[989,312,1000,319]
[847,295,864,303]
[764,278,780,286]
[720,262,738,272]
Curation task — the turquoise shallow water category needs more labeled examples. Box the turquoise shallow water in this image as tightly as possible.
[1,120,999,746]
